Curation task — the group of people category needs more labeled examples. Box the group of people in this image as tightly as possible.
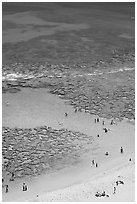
[3,172,28,193]
[91,160,98,168]
[93,117,128,198]
[95,179,125,198]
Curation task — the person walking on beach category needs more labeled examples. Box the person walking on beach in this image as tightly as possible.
[97,118,99,123]
[25,184,28,191]
[65,112,68,117]
[95,163,98,168]
[23,183,26,191]
[110,120,114,125]
[105,151,109,156]
[103,128,108,133]
[102,121,105,125]
[5,185,8,193]
[10,172,15,181]
[113,186,116,194]
[95,118,96,123]
[23,183,28,191]
[120,147,124,154]
[91,160,95,166]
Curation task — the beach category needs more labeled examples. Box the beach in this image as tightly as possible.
[2,88,135,202]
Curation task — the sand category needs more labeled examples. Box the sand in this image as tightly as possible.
[2,88,135,202]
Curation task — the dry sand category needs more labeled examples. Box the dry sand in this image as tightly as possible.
[2,88,135,202]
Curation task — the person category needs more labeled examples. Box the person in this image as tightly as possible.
[5,185,8,193]
[104,128,108,133]
[12,172,15,178]
[23,183,26,191]
[97,118,99,123]
[105,152,109,156]
[97,134,100,137]
[110,120,113,125]
[91,160,95,165]
[102,121,105,125]
[10,177,14,181]
[95,163,98,168]
[2,178,4,183]
[65,112,68,117]
[120,147,123,154]
[75,108,77,113]
[129,158,132,161]
[102,191,106,196]
[10,172,15,181]
[25,184,28,191]
[113,186,116,194]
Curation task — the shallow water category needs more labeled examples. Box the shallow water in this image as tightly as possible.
[2,88,74,128]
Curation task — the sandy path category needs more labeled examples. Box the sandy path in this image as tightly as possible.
[2,88,135,202]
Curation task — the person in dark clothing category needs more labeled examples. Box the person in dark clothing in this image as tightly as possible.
[25,184,28,191]
[91,160,95,165]
[95,163,98,168]
[102,121,105,125]
[65,112,68,117]
[120,147,124,154]
[105,152,109,156]
[23,183,26,191]
[5,185,8,193]
[10,172,15,181]
[97,118,99,122]
[110,120,113,125]
[103,128,108,133]
[97,134,100,137]
[113,186,116,194]
[12,172,15,178]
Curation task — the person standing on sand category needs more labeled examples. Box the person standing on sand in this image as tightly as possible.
[23,183,26,191]
[91,160,95,165]
[65,112,68,117]
[120,147,124,154]
[10,172,15,181]
[110,120,114,125]
[25,184,28,191]
[5,185,8,193]
[102,121,105,125]
[97,118,99,122]
[113,186,116,194]
[103,128,108,133]
[95,163,98,168]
